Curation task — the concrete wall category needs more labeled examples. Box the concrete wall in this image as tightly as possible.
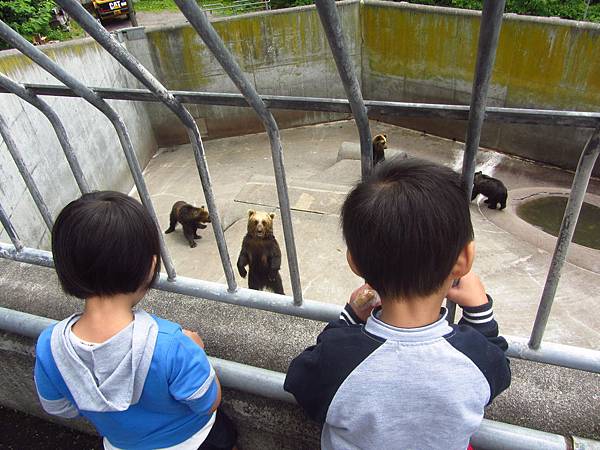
[0,39,158,249]
[124,2,359,145]
[361,0,600,175]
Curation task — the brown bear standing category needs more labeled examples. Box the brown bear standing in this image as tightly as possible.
[372,134,388,166]
[237,210,284,295]
[164,201,211,248]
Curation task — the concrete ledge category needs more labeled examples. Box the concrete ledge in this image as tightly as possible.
[0,258,599,444]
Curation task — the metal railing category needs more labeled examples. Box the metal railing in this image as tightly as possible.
[0,1,600,447]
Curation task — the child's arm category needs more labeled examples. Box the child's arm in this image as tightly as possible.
[168,329,221,416]
[34,358,79,419]
[446,271,511,402]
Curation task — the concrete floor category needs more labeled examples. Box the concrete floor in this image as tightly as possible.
[138,120,600,350]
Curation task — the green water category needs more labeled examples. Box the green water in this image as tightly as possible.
[517,196,600,250]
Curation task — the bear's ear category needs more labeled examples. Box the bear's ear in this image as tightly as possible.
[248,209,256,217]
[200,205,206,210]
[269,213,275,220]
[383,134,387,138]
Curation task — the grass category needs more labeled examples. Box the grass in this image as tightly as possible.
[133,0,180,12]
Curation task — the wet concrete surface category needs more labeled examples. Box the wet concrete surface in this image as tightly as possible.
[136,119,600,350]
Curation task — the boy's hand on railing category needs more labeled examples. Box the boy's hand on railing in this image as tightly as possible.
[446,271,488,309]
[349,284,381,322]
[183,329,205,349]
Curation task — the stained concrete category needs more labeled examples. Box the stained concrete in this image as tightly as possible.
[137,119,600,350]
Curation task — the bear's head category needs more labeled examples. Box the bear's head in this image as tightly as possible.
[247,210,275,239]
[473,171,484,183]
[372,134,388,152]
[191,205,211,224]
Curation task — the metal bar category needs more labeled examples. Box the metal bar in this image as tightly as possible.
[314,0,372,179]
[1,243,600,374]
[55,0,237,291]
[174,0,303,305]
[2,84,599,128]
[450,0,506,323]
[0,202,23,251]
[0,19,177,281]
[0,114,54,231]
[529,126,600,349]
[0,307,597,450]
[0,74,90,194]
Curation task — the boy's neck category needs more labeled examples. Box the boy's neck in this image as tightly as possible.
[379,293,445,329]
[72,293,140,343]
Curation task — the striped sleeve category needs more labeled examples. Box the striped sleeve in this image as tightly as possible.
[34,357,79,419]
[339,303,364,326]
[167,331,218,416]
[458,295,508,352]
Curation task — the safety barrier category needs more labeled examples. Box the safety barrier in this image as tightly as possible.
[0,1,599,448]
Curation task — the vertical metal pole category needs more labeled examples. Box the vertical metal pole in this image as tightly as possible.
[451,0,506,323]
[0,114,54,231]
[0,20,177,281]
[0,202,24,251]
[529,126,600,349]
[174,0,304,304]
[315,0,372,179]
[0,73,90,194]
[54,0,237,292]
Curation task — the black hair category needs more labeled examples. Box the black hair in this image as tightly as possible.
[341,157,473,300]
[51,191,162,299]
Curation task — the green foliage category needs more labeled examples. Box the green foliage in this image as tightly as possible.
[0,0,83,50]
[134,0,180,12]
[268,0,600,22]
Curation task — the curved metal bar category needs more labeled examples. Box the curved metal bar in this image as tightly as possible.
[314,0,373,179]
[450,0,506,323]
[173,0,303,305]
[0,19,177,281]
[529,126,600,349]
[55,0,237,292]
[0,202,23,251]
[0,114,54,231]
[0,73,90,194]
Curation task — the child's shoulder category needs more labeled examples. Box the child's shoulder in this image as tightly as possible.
[150,314,183,336]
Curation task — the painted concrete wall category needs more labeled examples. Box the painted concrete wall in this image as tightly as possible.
[361,0,600,175]
[0,39,158,249]
[125,2,360,145]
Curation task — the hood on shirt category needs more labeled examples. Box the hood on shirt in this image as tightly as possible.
[50,309,158,413]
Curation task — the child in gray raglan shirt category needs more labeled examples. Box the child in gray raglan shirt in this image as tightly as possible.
[285,158,511,450]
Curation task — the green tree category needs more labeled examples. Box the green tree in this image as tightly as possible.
[0,0,64,49]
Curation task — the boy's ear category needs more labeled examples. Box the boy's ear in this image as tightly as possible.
[450,241,475,279]
[346,249,363,277]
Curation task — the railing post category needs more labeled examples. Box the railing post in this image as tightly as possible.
[0,114,54,231]
[528,126,600,349]
[0,73,90,194]
[0,202,23,251]
[314,0,372,180]
[451,0,506,323]
[173,0,304,305]
[0,19,178,281]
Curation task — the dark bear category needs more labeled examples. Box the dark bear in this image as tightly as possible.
[471,171,508,210]
[164,201,211,248]
[373,134,388,166]
[237,210,284,295]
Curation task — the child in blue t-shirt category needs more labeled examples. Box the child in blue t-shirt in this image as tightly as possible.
[34,191,237,450]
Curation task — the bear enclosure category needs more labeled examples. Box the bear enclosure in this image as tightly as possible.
[0,1,600,449]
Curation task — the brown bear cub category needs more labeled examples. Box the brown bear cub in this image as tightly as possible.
[471,171,508,210]
[164,201,211,248]
[237,210,284,295]
[372,134,388,166]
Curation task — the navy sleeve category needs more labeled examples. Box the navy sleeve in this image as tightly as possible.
[448,296,511,404]
[284,318,382,424]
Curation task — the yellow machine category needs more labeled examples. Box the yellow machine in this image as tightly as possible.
[90,0,130,21]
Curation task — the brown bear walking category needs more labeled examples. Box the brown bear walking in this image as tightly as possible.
[373,134,388,166]
[237,210,284,295]
[164,201,211,248]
